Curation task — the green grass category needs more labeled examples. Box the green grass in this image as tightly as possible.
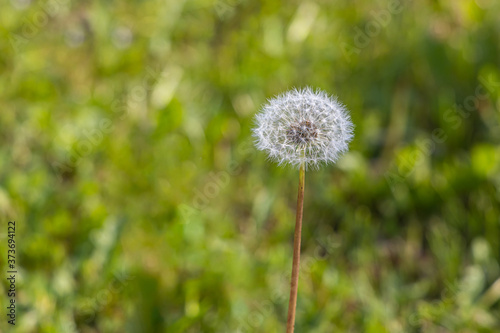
[1,0,500,332]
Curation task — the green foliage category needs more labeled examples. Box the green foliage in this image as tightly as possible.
[1,0,500,332]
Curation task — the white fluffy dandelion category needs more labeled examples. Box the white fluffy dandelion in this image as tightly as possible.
[252,87,354,333]
[253,87,354,169]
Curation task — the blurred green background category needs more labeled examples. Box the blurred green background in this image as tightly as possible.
[1,0,500,332]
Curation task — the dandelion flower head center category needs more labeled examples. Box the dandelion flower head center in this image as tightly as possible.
[286,120,319,146]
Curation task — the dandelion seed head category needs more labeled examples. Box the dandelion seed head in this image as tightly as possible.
[253,87,354,169]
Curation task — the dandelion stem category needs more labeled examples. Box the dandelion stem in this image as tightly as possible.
[286,160,305,333]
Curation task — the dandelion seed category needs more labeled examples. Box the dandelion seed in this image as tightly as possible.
[253,87,354,169]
